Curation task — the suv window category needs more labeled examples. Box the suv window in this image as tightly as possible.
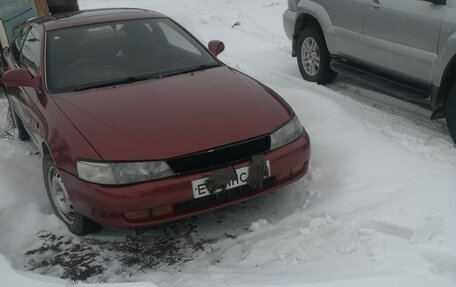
[20,27,41,76]
[11,26,30,63]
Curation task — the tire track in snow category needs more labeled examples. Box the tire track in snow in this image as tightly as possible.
[1,1,454,285]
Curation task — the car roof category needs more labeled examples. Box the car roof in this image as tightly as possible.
[30,8,167,31]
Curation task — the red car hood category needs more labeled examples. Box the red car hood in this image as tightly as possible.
[52,66,291,160]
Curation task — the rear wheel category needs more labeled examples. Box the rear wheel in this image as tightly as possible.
[7,98,29,141]
[1,82,5,96]
[446,82,456,144]
[43,153,101,236]
[297,26,337,84]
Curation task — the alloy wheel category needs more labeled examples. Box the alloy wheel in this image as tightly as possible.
[301,37,320,76]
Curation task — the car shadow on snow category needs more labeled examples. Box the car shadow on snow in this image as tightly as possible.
[24,220,215,281]
[23,183,311,282]
[23,214,228,281]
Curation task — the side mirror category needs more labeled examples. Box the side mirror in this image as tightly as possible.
[2,68,41,89]
[208,40,225,57]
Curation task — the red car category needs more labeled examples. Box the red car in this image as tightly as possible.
[1,9,310,235]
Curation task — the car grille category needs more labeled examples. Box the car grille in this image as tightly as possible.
[173,177,275,215]
[167,135,271,175]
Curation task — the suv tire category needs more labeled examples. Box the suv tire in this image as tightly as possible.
[446,82,456,144]
[297,26,336,84]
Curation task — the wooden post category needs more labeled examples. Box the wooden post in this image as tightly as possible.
[35,0,50,16]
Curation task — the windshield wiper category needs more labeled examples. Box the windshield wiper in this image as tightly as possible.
[157,63,221,79]
[71,64,221,92]
[72,76,151,92]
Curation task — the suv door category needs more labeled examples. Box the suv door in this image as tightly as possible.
[363,0,445,85]
[317,0,367,60]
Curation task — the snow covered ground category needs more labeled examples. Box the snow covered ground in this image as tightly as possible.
[1,0,455,286]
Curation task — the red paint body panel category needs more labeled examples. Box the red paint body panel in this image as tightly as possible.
[1,26,101,174]
[52,66,291,160]
[59,132,310,228]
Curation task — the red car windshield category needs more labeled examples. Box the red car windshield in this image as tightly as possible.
[46,18,220,93]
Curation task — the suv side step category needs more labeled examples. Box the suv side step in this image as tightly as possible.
[330,57,432,108]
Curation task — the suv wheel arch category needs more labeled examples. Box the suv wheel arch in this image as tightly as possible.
[292,14,324,57]
[434,54,456,113]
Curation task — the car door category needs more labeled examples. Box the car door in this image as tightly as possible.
[316,0,367,59]
[16,25,44,145]
[363,0,445,85]
[6,25,30,123]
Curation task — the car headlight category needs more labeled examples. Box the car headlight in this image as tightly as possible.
[76,160,175,185]
[270,116,303,150]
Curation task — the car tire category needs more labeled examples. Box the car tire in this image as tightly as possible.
[43,153,102,236]
[297,26,337,84]
[8,100,30,141]
[446,82,456,144]
[1,82,5,97]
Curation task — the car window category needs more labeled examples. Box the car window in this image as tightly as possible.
[20,27,41,76]
[11,26,30,63]
[157,22,201,56]
[46,18,220,93]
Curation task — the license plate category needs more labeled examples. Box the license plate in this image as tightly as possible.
[192,162,270,199]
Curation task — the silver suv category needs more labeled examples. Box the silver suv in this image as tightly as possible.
[283,0,456,143]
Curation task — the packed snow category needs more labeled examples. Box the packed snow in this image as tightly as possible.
[0,0,455,286]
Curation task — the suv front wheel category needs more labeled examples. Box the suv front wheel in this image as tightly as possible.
[297,26,336,84]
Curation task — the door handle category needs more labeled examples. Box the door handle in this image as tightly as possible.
[368,0,382,9]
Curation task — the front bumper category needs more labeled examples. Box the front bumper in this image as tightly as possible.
[59,132,311,228]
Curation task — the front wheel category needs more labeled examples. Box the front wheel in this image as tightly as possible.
[297,26,337,84]
[43,154,101,235]
[446,82,456,144]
